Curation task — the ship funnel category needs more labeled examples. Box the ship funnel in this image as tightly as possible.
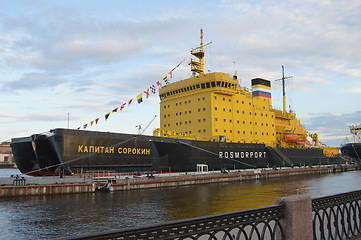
[251,78,271,99]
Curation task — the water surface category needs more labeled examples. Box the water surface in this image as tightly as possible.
[1,169,361,239]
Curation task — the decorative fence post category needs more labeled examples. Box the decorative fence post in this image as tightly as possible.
[275,195,313,240]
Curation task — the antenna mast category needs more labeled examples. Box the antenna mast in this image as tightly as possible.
[189,29,212,75]
[276,65,293,117]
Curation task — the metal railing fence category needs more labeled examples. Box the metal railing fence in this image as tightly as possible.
[57,205,284,240]
[312,190,361,240]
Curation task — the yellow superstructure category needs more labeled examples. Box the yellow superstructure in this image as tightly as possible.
[154,29,319,149]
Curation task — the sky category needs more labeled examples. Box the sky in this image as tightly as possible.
[0,0,360,147]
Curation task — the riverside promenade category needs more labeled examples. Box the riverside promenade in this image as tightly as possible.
[0,164,357,198]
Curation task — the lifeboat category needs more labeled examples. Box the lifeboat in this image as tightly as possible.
[296,140,311,146]
[284,134,299,142]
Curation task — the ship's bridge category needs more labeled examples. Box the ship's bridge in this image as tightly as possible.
[159,72,239,101]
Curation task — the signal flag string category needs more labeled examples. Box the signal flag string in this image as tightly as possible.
[76,59,185,130]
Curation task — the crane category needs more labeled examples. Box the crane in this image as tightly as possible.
[135,115,157,135]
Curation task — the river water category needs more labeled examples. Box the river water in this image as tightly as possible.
[1,168,361,239]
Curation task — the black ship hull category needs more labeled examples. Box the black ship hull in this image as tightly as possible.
[341,143,361,161]
[11,128,341,176]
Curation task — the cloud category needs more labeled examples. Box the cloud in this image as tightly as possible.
[302,111,361,145]
[1,72,65,91]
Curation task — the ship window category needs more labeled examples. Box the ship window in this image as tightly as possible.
[215,107,217,110]
[189,100,191,103]
[203,108,205,111]
[214,96,217,100]
[198,109,200,112]
[211,81,216,87]
[168,114,170,117]
[206,82,210,88]
[164,106,166,109]
[203,129,206,133]
[216,129,218,132]
[198,98,200,101]
[230,120,232,123]
[201,83,206,89]
[180,122,182,125]
[203,119,206,122]
[176,113,178,116]
[189,110,192,114]
[181,88,184,92]
[198,130,201,133]
[198,119,201,123]
[223,108,225,111]
[255,122,257,125]
[216,81,221,86]
[242,111,245,114]
[236,100,239,103]
[189,131,192,134]
[187,87,190,91]
[176,123,178,126]
[221,82,225,87]
[237,120,239,123]
[185,111,187,114]
[203,97,205,100]
[215,118,218,121]
[229,99,231,102]
[223,98,225,101]
[230,130,232,133]
[164,115,166,118]
[168,105,170,108]
[243,121,245,124]
[180,112,182,115]
[185,101,187,104]
[189,121,192,124]
[164,124,166,127]
[224,130,226,133]
[237,110,239,113]
[167,92,170,96]
[229,109,231,112]
[223,119,226,122]
[176,103,178,106]
[196,84,200,88]
[243,131,245,134]
[242,101,244,104]
[238,131,240,134]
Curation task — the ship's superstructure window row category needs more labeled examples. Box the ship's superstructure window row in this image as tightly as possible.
[159,80,237,100]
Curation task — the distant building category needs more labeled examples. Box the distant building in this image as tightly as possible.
[0,141,14,167]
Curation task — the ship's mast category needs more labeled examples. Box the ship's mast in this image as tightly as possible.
[276,65,292,117]
[189,29,212,75]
